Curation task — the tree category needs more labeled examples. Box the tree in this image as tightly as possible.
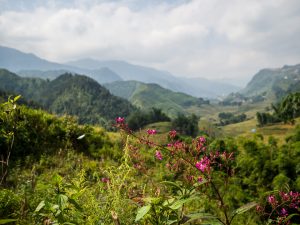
[171,114,199,137]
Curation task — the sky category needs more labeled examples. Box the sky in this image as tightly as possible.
[0,0,300,85]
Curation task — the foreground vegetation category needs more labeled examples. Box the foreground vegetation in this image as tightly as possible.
[1,95,300,224]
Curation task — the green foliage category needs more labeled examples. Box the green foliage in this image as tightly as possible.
[127,107,170,130]
[276,92,300,124]
[171,114,199,137]
[33,174,85,224]
[218,112,247,126]
[2,89,300,225]
[0,189,21,218]
[256,92,300,126]
[134,181,220,225]
[0,95,21,185]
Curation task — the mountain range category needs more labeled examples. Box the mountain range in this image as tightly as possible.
[1,45,299,112]
[0,46,240,98]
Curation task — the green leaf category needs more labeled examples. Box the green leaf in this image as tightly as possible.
[233,202,257,215]
[284,213,299,223]
[35,200,45,212]
[182,212,222,224]
[68,198,83,211]
[0,219,17,224]
[161,181,182,191]
[143,197,162,205]
[169,199,186,210]
[193,179,209,187]
[163,198,175,206]
[13,95,21,102]
[57,194,68,209]
[52,174,63,185]
[186,212,217,219]
[169,197,199,210]
[135,205,151,222]
[167,219,178,225]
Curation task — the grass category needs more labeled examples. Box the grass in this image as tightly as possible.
[222,118,300,145]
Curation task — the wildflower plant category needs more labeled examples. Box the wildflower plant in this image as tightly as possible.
[257,190,300,224]
[115,117,257,225]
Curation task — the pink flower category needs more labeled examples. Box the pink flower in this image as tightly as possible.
[155,150,163,160]
[195,157,210,173]
[197,176,203,183]
[281,208,288,216]
[268,195,277,206]
[115,117,125,123]
[147,129,157,135]
[199,136,206,143]
[280,192,290,201]
[101,177,109,183]
[169,130,177,138]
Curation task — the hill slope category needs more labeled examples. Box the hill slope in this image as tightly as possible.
[0,69,134,124]
[104,80,208,117]
[241,64,300,99]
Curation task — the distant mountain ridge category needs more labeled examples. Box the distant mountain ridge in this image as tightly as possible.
[0,69,134,124]
[0,46,122,84]
[104,80,209,117]
[0,46,240,98]
[67,58,241,98]
[241,64,300,99]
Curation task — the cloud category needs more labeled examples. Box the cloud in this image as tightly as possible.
[0,0,299,85]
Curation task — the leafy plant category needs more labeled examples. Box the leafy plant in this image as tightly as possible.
[33,173,84,225]
[116,118,257,225]
[0,95,21,185]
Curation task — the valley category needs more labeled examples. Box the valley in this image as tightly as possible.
[1,45,300,225]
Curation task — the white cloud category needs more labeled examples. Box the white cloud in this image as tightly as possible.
[0,0,300,85]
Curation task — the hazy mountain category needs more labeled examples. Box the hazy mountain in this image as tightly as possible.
[0,69,134,124]
[89,67,123,83]
[179,77,241,98]
[67,58,186,93]
[17,69,71,80]
[0,46,122,84]
[17,67,123,84]
[0,46,77,72]
[241,64,300,99]
[67,58,241,98]
[0,46,240,98]
[104,80,209,117]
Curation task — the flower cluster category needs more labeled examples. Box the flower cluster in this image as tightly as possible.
[195,156,211,173]
[195,136,207,152]
[147,129,157,135]
[257,191,300,224]
[169,130,177,139]
[115,117,125,124]
[155,150,163,160]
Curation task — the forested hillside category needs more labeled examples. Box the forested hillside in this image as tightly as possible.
[105,80,209,117]
[241,64,300,99]
[0,69,135,125]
